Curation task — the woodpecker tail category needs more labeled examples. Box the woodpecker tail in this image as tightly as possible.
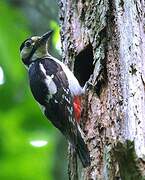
[75,129,91,168]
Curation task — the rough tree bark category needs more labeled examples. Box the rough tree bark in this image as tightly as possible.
[59,0,145,179]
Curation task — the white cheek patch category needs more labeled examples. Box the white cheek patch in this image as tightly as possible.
[32,45,47,61]
[21,48,32,59]
[32,51,43,61]
[39,63,57,95]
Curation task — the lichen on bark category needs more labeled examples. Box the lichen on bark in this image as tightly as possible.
[114,140,145,180]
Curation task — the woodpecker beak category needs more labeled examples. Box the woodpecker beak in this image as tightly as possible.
[38,30,53,45]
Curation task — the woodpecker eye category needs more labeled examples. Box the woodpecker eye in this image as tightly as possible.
[25,41,32,48]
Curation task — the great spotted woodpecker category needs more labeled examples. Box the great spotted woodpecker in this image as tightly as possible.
[20,31,91,167]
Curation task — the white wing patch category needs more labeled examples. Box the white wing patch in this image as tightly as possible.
[39,63,47,74]
[39,63,57,95]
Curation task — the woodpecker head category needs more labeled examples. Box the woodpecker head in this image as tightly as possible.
[20,30,53,67]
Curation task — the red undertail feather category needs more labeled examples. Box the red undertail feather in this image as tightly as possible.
[73,96,81,123]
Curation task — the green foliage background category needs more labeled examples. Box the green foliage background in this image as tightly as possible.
[0,1,67,179]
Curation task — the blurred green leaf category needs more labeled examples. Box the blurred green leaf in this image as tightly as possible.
[49,20,61,55]
[0,1,60,180]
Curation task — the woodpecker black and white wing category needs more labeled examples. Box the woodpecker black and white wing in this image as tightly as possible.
[29,57,76,136]
[28,57,90,167]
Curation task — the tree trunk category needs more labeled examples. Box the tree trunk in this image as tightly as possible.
[59,0,145,179]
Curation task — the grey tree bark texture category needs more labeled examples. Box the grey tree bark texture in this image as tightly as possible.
[59,0,145,179]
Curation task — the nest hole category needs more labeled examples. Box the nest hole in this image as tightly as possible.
[74,44,94,87]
